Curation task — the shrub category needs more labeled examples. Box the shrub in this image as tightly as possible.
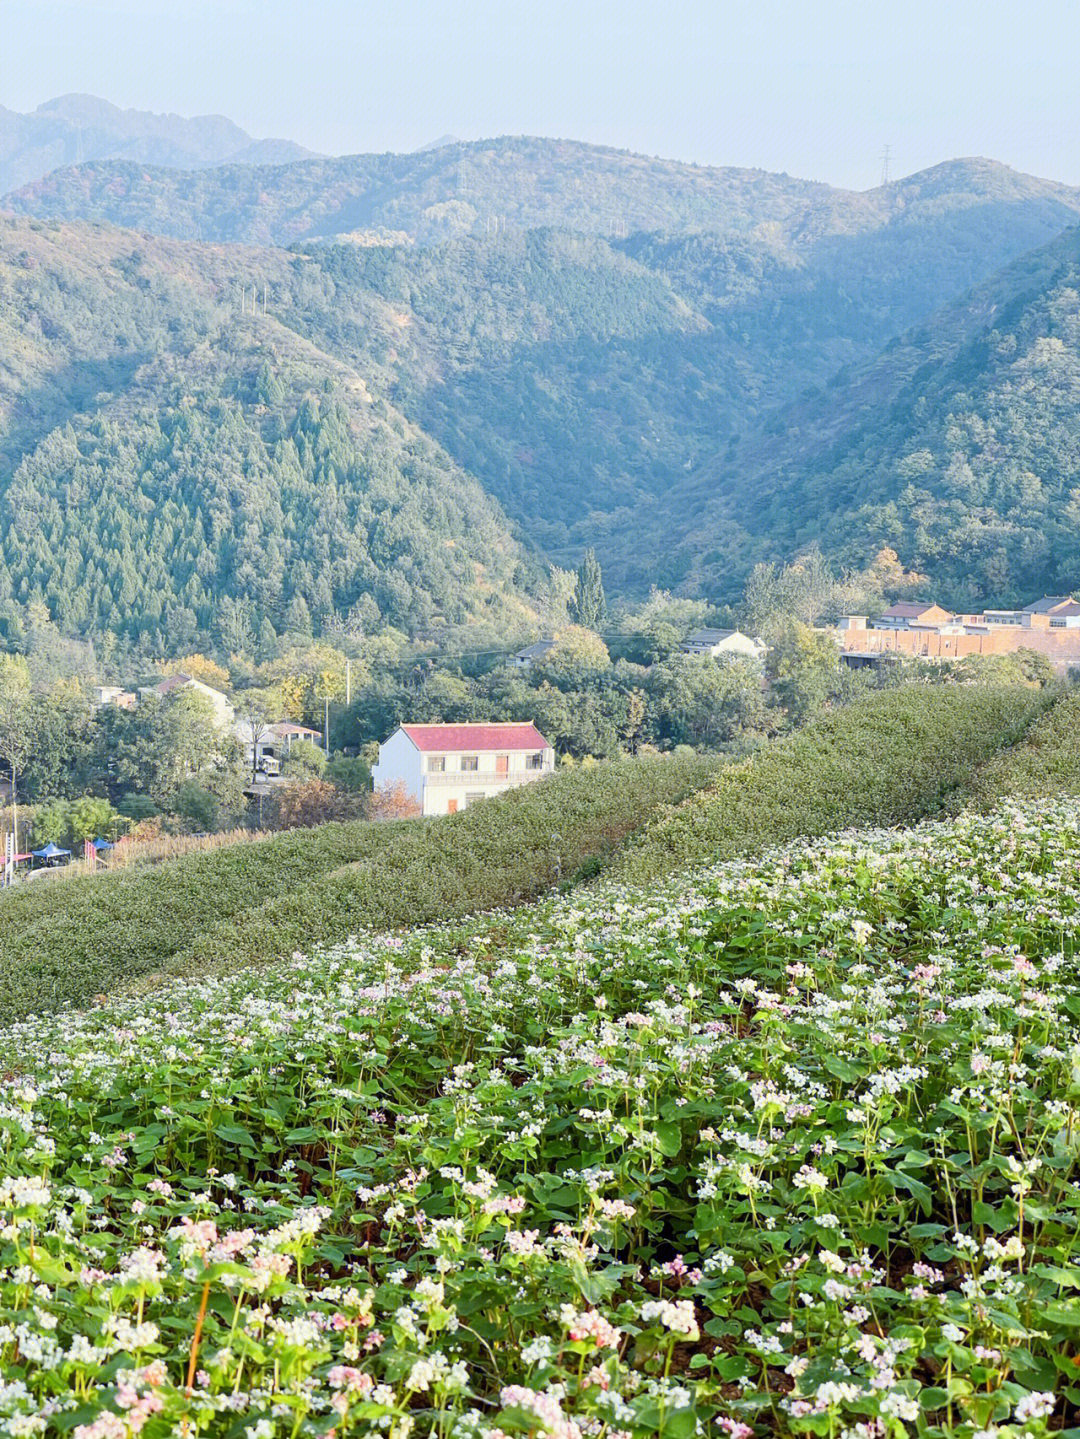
[279,737,326,777]
[268,777,357,829]
[0,749,718,1022]
[172,780,219,833]
[368,778,421,821]
[325,753,371,792]
[614,683,1050,883]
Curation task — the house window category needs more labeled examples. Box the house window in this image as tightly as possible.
[526,752,544,770]
[460,755,479,771]
[427,755,446,773]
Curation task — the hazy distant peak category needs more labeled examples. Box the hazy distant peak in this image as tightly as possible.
[414,134,462,152]
[877,155,1079,203]
[36,93,124,120]
[0,94,319,192]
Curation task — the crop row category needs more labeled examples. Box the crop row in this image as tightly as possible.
[0,748,718,1022]
[614,682,1051,882]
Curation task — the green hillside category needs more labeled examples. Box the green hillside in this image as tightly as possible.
[8,147,1080,624]
[9,141,1080,256]
[612,683,1049,883]
[0,683,1050,1024]
[0,748,718,1023]
[1,137,850,244]
[660,223,1080,606]
[0,217,532,652]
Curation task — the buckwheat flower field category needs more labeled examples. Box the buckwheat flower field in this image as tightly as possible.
[3,802,1080,1438]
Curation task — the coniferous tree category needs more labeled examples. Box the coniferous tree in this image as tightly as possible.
[569,549,606,631]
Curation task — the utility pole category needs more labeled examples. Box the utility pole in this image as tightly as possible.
[324,694,330,754]
[345,658,352,707]
[11,761,18,879]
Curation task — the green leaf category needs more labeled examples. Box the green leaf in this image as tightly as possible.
[889,1169,933,1215]
[655,1121,683,1157]
[1041,1300,1080,1328]
[213,1123,257,1149]
[823,1054,863,1083]
[663,1407,698,1439]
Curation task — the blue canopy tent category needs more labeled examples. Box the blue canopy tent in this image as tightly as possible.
[31,841,72,866]
[92,837,114,851]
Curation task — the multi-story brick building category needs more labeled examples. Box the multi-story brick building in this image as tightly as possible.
[839,595,1080,668]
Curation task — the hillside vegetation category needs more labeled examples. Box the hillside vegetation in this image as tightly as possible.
[661,223,1080,604]
[0,683,1053,1024]
[0,217,532,651]
[7,147,1080,616]
[0,748,718,1023]
[9,142,1080,253]
[947,687,1080,809]
[4,797,1080,1432]
[614,683,1050,883]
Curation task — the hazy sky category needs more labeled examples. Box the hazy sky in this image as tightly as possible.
[3,0,1078,191]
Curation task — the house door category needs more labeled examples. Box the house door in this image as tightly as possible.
[496,755,509,776]
[447,799,459,814]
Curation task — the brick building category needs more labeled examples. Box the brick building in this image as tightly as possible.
[838,596,1080,668]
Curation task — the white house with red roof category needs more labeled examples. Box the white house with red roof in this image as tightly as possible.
[371,722,555,816]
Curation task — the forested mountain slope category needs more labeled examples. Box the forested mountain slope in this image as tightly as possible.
[8,142,1080,624]
[2,137,849,244]
[0,218,531,655]
[0,94,314,194]
[8,140,1080,259]
[655,224,1080,607]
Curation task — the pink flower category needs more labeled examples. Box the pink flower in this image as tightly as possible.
[328,1365,373,1394]
[563,1308,620,1349]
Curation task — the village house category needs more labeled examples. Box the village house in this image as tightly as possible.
[982,597,1080,629]
[509,638,557,669]
[136,674,236,730]
[236,720,323,777]
[372,722,555,817]
[872,601,954,629]
[680,628,767,662]
[92,685,137,711]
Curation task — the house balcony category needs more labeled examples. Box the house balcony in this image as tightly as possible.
[423,768,544,786]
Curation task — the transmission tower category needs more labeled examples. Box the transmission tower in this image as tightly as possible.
[880,144,892,186]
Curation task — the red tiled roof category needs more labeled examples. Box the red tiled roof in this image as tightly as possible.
[271,722,321,736]
[155,674,192,693]
[400,722,550,753]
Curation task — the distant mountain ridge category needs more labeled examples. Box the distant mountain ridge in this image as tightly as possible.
[7,136,1080,253]
[5,126,1080,621]
[0,93,316,193]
